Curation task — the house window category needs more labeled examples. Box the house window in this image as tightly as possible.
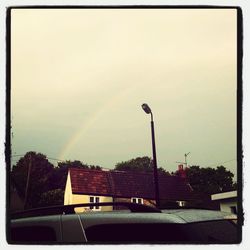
[89,196,100,210]
[230,206,237,214]
[178,201,185,207]
[131,197,143,204]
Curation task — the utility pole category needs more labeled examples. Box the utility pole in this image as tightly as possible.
[24,154,32,209]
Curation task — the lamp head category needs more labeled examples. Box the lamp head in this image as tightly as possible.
[141,103,151,114]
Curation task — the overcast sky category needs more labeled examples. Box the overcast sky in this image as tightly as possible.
[11,8,237,176]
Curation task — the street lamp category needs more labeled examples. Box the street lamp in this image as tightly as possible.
[141,103,160,208]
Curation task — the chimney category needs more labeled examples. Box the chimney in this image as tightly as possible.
[178,164,183,171]
[178,164,186,179]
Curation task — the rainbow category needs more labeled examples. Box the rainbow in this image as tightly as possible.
[58,86,136,161]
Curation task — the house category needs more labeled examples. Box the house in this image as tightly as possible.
[211,190,238,215]
[64,167,196,212]
[64,168,113,212]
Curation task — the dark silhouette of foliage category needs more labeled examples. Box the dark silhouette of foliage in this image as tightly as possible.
[11,151,54,208]
[90,165,102,170]
[57,160,89,169]
[115,156,170,176]
[181,165,236,195]
[38,189,64,206]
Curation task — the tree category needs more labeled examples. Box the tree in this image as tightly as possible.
[182,165,236,195]
[57,160,89,169]
[89,165,102,170]
[115,156,170,176]
[38,189,64,207]
[11,151,54,208]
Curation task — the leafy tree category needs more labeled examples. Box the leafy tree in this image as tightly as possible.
[57,160,89,169]
[38,189,64,207]
[115,156,170,176]
[90,165,102,170]
[115,156,151,171]
[11,151,54,208]
[181,165,236,195]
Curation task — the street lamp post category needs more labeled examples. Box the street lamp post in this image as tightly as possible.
[141,103,160,208]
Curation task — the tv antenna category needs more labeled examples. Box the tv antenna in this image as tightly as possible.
[176,152,191,168]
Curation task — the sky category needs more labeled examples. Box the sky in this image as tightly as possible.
[10,8,237,177]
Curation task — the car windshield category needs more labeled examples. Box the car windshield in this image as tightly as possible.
[7,6,241,245]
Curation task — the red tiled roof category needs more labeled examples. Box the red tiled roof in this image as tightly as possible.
[69,168,113,196]
[69,168,195,201]
[110,171,154,198]
[110,170,195,201]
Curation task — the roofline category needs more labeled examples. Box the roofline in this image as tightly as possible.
[68,167,182,178]
[68,167,104,173]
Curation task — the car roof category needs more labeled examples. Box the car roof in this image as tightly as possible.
[78,211,187,228]
[162,209,237,223]
[12,208,236,227]
[12,211,186,224]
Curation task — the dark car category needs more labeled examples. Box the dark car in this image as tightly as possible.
[9,202,239,244]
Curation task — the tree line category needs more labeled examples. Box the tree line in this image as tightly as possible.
[10,151,237,209]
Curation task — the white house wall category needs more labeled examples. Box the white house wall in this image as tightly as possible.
[220,200,237,214]
[64,172,73,205]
